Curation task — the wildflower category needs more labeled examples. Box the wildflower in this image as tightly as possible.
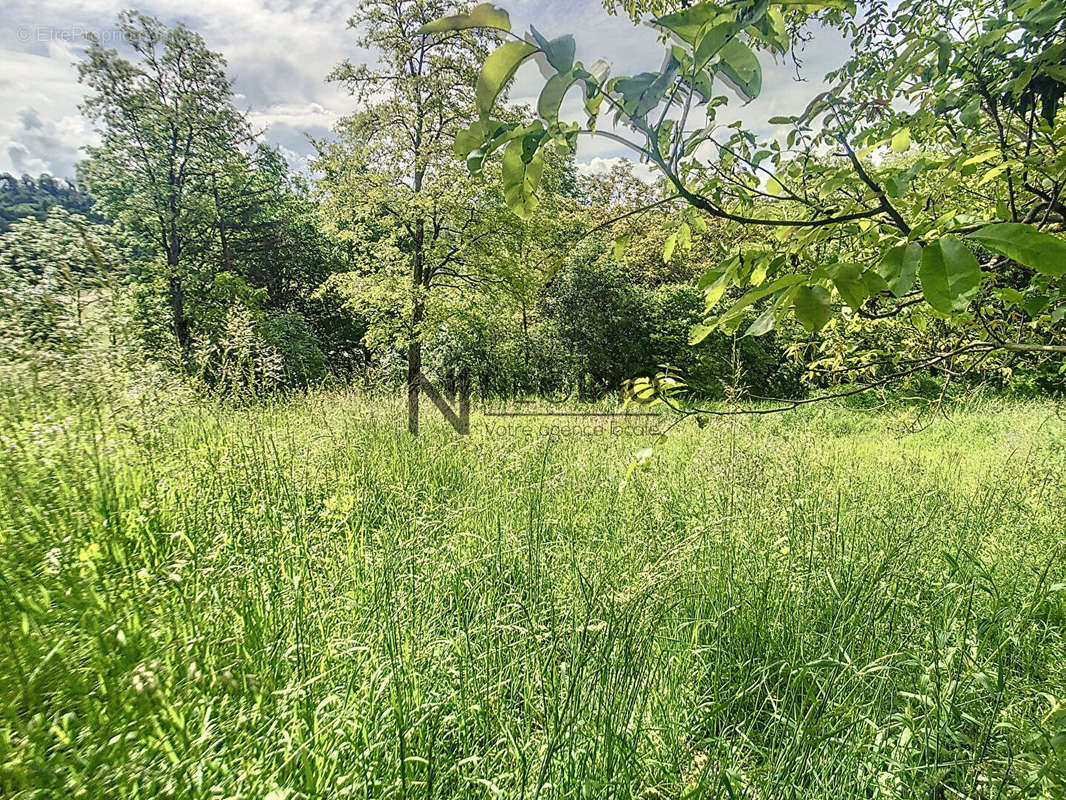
[43,547,62,575]
[131,662,159,694]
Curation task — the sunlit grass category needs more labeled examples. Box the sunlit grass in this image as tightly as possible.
[1,378,1064,798]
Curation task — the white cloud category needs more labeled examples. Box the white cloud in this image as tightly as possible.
[0,1,853,179]
[0,0,355,176]
[0,41,94,176]
[575,156,658,182]
[247,102,339,134]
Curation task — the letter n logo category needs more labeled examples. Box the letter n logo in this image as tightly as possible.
[413,369,469,434]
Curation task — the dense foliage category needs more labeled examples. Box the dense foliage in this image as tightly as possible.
[428,0,1066,409]
[1,1,1064,408]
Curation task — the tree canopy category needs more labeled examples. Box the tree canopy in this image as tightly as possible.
[421,0,1066,409]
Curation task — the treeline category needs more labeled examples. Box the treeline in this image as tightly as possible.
[0,8,805,401]
[0,5,1055,403]
[0,174,100,233]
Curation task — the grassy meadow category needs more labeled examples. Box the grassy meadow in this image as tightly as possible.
[1,370,1065,799]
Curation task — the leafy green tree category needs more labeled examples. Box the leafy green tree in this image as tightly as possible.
[78,11,254,354]
[544,252,652,395]
[463,148,585,387]
[318,0,514,432]
[422,0,1066,410]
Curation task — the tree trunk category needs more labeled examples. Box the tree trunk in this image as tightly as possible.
[408,214,426,435]
[168,266,191,353]
[165,215,191,354]
[408,114,427,434]
[407,299,424,435]
[212,178,233,274]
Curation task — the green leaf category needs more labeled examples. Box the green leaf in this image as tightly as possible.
[1024,294,1050,317]
[501,136,544,219]
[876,242,922,297]
[466,148,486,174]
[997,287,1025,308]
[765,175,785,196]
[936,36,951,75]
[891,128,911,153]
[883,174,908,198]
[775,0,855,7]
[966,223,1066,277]
[862,267,890,295]
[825,262,869,310]
[663,232,678,263]
[477,41,538,119]
[581,60,609,124]
[743,305,776,337]
[960,96,981,127]
[1021,0,1062,33]
[419,4,510,34]
[538,72,580,123]
[613,233,629,262]
[694,22,740,70]
[689,322,716,345]
[793,285,832,332]
[714,39,762,102]
[678,222,692,250]
[978,162,1011,186]
[717,273,807,333]
[460,120,543,172]
[625,445,655,479]
[700,270,730,307]
[528,26,575,74]
[961,149,997,167]
[454,121,486,158]
[919,236,981,313]
[613,56,680,120]
[682,67,715,104]
[764,5,787,47]
[697,265,725,292]
[654,4,727,44]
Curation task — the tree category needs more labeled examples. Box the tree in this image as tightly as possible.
[420,0,1066,412]
[78,11,254,354]
[319,0,504,433]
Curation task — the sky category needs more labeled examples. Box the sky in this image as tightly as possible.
[0,0,853,181]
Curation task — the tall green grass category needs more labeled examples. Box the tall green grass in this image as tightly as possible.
[1,375,1064,798]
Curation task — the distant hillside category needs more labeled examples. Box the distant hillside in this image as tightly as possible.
[0,173,103,233]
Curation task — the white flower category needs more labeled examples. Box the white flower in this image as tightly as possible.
[43,547,62,575]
